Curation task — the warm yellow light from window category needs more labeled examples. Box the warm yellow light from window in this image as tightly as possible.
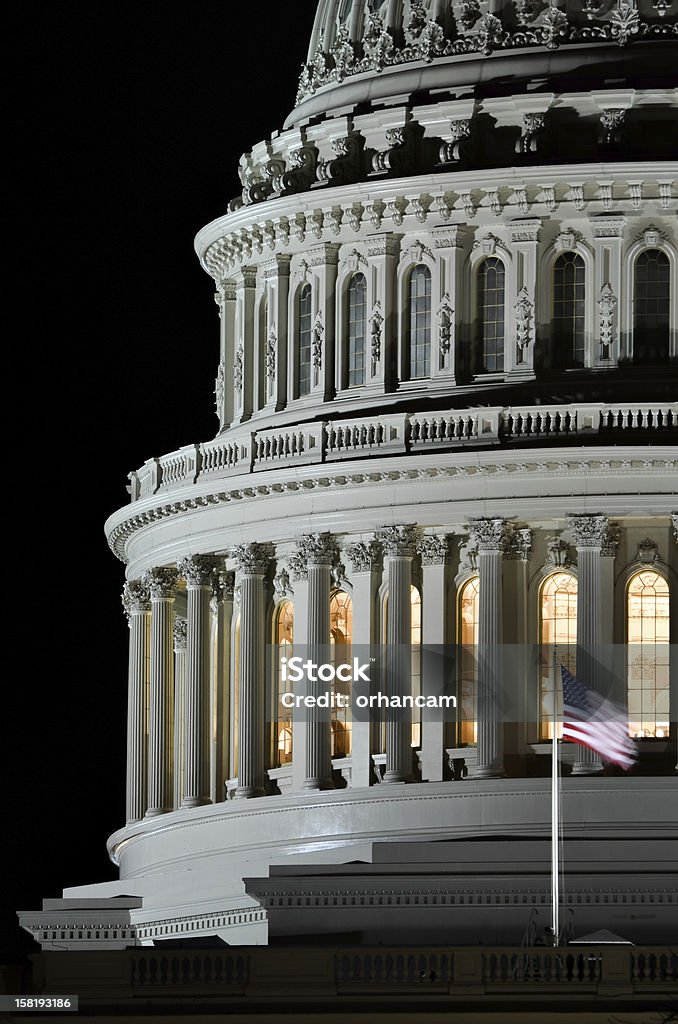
[627,571,670,739]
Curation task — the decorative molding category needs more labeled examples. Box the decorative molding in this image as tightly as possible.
[232,543,270,576]
[345,540,383,574]
[567,514,609,549]
[635,538,659,563]
[265,326,277,384]
[458,535,479,573]
[598,283,617,358]
[437,295,454,356]
[514,286,534,357]
[234,343,244,397]
[214,359,225,423]
[370,301,384,363]
[545,536,573,568]
[379,524,419,557]
[312,312,324,371]
[273,568,293,599]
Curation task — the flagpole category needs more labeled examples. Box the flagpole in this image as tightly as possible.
[551,647,559,948]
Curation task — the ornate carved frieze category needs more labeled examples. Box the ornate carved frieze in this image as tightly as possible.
[177,555,218,587]
[370,301,384,363]
[379,524,419,557]
[345,540,383,574]
[514,287,534,359]
[173,617,188,651]
[567,514,609,548]
[312,312,324,371]
[121,580,150,619]
[598,283,617,358]
[437,295,454,356]
[265,326,277,384]
[418,535,449,565]
[232,543,271,576]
[142,567,178,599]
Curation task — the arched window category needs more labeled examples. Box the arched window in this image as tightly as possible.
[633,249,670,365]
[627,571,670,738]
[410,586,422,747]
[458,576,479,746]
[539,572,578,740]
[298,283,312,396]
[274,601,294,765]
[477,257,505,373]
[553,252,585,368]
[347,273,367,387]
[408,265,431,379]
[330,591,353,756]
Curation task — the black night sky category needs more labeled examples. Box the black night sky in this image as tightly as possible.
[6,3,314,963]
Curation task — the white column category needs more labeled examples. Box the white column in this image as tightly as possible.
[294,534,337,790]
[142,568,177,816]
[345,540,383,788]
[419,536,449,782]
[381,525,417,784]
[212,570,234,803]
[291,574,309,792]
[233,544,270,799]
[172,617,187,809]
[178,556,216,808]
[469,519,507,779]
[672,513,678,772]
[568,514,608,775]
[122,581,150,825]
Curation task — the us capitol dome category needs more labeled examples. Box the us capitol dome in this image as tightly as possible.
[22,0,677,951]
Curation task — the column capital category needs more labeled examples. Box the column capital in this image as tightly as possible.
[232,542,271,576]
[417,535,449,566]
[378,524,418,557]
[567,513,609,548]
[468,517,509,552]
[142,567,178,599]
[121,580,150,619]
[213,569,235,601]
[177,554,219,587]
[290,533,338,579]
[671,512,678,545]
[345,539,383,574]
[173,616,188,652]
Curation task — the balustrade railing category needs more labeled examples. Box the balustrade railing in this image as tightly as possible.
[127,401,677,501]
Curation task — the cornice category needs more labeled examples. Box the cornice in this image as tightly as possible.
[105,447,677,564]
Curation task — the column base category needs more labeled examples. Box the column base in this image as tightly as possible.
[234,786,265,799]
[144,807,171,818]
[571,762,604,776]
[301,777,335,791]
[382,771,412,784]
[181,796,213,809]
[469,765,506,780]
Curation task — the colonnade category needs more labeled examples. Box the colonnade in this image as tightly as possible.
[121,514,674,824]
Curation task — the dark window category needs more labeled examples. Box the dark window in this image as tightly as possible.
[477,258,505,373]
[298,284,312,396]
[634,249,670,364]
[409,265,431,379]
[347,273,367,387]
[553,252,586,368]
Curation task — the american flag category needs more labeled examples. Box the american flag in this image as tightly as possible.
[560,665,637,770]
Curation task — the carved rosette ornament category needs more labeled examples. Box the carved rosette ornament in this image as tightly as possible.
[370,301,384,363]
[173,617,188,651]
[177,555,218,588]
[437,295,454,356]
[379,524,419,557]
[541,5,569,49]
[142,567,178,599]
[610,0,639,44]
[121,580,150,620]
[346,540,383,574]
[567,514,609,548]
[232,543,270,576]
[417,535,449,565]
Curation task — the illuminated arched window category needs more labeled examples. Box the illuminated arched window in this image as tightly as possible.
[347,273,367,387]
[477,257,505,373]
[408,265,431,379]
[458,576,479,746]
[633,249,670,365]
[330,590,353,756]
[553,252,585,368]
[298,283,312,396]
[627,571,670,738]
[539,572,578,740]
[274,601,294,765]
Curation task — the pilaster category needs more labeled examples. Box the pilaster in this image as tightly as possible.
[365,233,400,393]
[142,567,178,816]
[172,616,187,809]
[590,216,625,367]
[122,581,151,824]
[507,219,541,381]
[232,267,257,424]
